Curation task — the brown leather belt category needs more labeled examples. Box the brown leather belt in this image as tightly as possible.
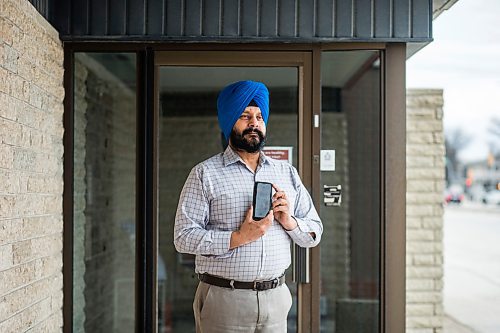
[198,273,285,291]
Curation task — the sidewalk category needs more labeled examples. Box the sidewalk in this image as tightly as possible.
[444,314,478,333]
[452,200,500,214]
[443,204,500,333]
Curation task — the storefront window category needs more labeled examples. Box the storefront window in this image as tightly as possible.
[73,52,137,332]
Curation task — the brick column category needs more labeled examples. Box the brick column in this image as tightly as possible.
[406,89,445,333]
[0,0,64,331]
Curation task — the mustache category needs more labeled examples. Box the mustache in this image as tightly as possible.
[242,128,264,136]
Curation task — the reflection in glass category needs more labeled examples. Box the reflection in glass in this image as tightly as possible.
[73,53,136,332]
[158,67,298,332]
[320,51,381,332]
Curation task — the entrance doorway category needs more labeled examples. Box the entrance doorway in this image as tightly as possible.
[68,46,401,333]
[155,51,310,332]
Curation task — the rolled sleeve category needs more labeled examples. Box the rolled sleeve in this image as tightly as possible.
[286,217,322,247]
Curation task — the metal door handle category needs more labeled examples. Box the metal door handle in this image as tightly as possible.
[292,245,309,283]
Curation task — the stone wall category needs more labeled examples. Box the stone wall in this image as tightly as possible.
[0,0,65,331]
[406,89,445,333]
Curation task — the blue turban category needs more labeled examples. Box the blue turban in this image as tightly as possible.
[217,80,270,140]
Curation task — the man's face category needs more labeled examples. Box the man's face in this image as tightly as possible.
[229,106,267,153]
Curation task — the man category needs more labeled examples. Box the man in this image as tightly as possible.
[174,80,323,333]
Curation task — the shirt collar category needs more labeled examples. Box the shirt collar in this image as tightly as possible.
[223,146,272,167]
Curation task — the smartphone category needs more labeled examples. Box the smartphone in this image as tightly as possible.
[252,182,273,221]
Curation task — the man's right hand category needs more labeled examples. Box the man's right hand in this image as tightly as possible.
[229,206,273,249]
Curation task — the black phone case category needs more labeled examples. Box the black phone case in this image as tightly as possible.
[252,182,273,220]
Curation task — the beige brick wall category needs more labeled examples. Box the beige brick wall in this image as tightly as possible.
[0,0,64,332]
[406,89,445,333]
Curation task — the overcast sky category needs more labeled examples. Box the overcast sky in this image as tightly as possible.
[406,0,500,162]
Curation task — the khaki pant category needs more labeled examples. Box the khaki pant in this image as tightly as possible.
[193,281,293,333]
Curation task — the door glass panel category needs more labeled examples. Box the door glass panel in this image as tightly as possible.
[73,53,137,332]
[320,51,381,332]
[157,66,298,332]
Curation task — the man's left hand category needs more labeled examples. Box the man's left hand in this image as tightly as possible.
[272,184,298,231]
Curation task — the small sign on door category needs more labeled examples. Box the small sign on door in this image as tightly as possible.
[263,146,293,164]
[320,150,335,171]
[324,185,342,206]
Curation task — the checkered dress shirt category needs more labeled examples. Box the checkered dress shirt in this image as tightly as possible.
[174,146,323,282]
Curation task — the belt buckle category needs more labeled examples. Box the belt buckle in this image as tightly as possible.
[253,280,263,291]
[253,278,278,291]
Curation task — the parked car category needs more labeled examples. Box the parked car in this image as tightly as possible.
[444,185,464,204]
[482,190,500,205]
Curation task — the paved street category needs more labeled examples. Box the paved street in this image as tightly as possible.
[444,202,500,333]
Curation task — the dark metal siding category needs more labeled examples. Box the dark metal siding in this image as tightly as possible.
[28,0,50,18]
[48,0,432,42]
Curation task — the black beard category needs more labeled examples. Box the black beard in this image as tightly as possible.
[229,128,266,153]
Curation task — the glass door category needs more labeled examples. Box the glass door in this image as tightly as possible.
[155,51,312,333]
[318,50,382,332]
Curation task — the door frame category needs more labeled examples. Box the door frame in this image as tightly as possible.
[154,50,314,333]
[62,42,406,333]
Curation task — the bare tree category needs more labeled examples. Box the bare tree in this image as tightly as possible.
[445,128,471,182]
